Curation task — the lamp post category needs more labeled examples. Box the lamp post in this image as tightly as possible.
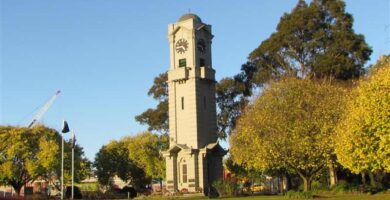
[61,120,70,200]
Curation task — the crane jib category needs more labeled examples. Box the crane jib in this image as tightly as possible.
[28,90,61,128]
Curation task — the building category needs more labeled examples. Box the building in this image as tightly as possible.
[162,13,227,195]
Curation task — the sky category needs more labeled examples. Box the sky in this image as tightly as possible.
[1,0,389,161]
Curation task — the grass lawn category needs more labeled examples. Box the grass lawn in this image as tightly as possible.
[134,193,390,200]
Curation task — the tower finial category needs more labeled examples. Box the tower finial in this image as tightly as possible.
[188,8,191,13]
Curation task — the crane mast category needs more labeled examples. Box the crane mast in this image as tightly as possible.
[28,90,61,128]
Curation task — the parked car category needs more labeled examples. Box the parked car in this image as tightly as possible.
[251,183,264,192]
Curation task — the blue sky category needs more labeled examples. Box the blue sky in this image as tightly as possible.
[1,0,389,160]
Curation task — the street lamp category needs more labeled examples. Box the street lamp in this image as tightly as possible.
[61,120,70,200]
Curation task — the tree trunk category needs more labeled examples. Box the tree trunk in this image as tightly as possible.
[361,171,367,186]
[368,171,377,187]
[286,174,292,190]
[329,163,338,187]
[279,177,283,194]
[303,177,312,192]
[282,175,289,191]
[159,178,163,193]
[373,170,385,188]
[12,184,23,196]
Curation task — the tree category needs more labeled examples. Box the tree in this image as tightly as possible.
[123,132,167,185]
[0,125,92,194]
[94,132,167,189]
[0,126,60,195]
[135,73,169,134]
[224,157,264,184]
[248,0,371,85]
[94,140,149,189]
[216,78,247,139]
[216,62,258,138]
[61,141,92,184]
[230,78,346,191]
[335,56,390,177]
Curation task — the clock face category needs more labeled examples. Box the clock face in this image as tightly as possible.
[197,39,206,54]
[175,39,189,54]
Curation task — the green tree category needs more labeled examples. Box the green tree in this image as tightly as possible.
[0,126,60,195]
[135,73,168,134]
[224,157,264,183]
[123,132,167,185]
[335,56,390,177]
[230,78,346,191]
[94,140,149,189]
[61,141,92,185]
[216,62,257,138]
[94,132,167,189]
[216,78,247,138]
[248,0,371,85]
[215,0,373,139]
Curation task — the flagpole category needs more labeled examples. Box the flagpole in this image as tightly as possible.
[61,132,64,200]
[71,132,75,200]
[61,120,70,200]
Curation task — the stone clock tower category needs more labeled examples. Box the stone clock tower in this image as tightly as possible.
[162,13,227,195]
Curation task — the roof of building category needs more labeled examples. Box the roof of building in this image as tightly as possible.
[178,13,202,23]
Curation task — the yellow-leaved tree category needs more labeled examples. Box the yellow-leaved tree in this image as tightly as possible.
[230,78,346,191]
[335,55,390,177]
[0,126,60,195]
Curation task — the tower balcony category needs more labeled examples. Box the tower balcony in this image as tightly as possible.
[168,67,189,81]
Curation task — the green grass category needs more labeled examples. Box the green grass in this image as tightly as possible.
[133,193,390,200]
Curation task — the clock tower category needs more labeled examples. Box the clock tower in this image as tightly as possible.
[162,13,227,195]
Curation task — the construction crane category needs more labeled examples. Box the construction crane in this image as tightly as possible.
[28,90,61,128]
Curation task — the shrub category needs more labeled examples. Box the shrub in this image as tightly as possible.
[81,191,102,199]
[331,180,359,193]
[81,191,127,199]
[363,185,384,194]
[285,190,314,199]
[212,179,239,197]
[311,180,328,191]
[120,186,137,198]
[65,186,83,199]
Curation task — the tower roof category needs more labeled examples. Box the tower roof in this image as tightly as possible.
[178,13,202,23]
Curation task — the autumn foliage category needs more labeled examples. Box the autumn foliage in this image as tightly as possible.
[230,78,346,191]
[335,56,390,174]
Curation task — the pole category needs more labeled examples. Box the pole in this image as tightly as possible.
[61,133,64,200]
[71,132,74,200]
[61,120,70,199]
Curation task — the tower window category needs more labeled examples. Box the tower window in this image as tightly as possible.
[200,58,205,67]
[179,59,186,67]
[182,164,187,183]
[203,96,207,109]
[181,97,184,110]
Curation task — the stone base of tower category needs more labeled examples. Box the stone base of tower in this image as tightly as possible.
[162,142,227,195]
